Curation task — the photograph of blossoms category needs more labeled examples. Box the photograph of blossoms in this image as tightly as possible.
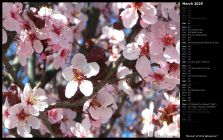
[2,2,180,138]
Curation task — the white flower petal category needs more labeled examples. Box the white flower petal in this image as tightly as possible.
[33,40,43,53]
[99,107,113,123]
[65,80,78,98]
[123,42,140,60]
[71,53,87,69]
[79,80,93,96]
[96,92,114,107]
[89,106,100,120]
[84,62,100,78]
[28,116,40,129]
[135,56,153,79]
[34,101,48,111]
[120,8,138,29]
[62,67,74,81]
[23,83,32,98]
[28,105,39,116]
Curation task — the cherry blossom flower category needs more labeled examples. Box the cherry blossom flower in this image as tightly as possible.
[20,83,48,116]
[70,122,93,138]
[123,29,163,61]
[53,45,71,69]
[117,66,133,95]
[59,109,77,134]
[160,3,180,23]
[83,88,115,126]
[62,53,100,98]
[5,103,40,137]
[100,26,125,44]
[2,2,23,33]
[141,102,159,137]
[47,108,63,124]
[136,56,179,90]
[3,98,11,127]
[119,2,157,29]
[151,21,180,63]
[154,121,180,138]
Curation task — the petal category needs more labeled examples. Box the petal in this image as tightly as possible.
[168,8,180,23]
[123,42,140,60]
[83,99,91,111]
[3,17,21,33]
[82,116,91,130]
[150,41,164,55]
[4,116,17,129]
[89,106,100,120]
[96,92,114,107]
[28,105,39,116]
[60,122,67,133]
[120,8,138,29]
[80,80,93,96]
[141,14,157,25]
[99,107,113,123]
[118,80,133,95]
[176,40,180,55]
[53,56,62,70]
[71,53,87,69]
[27,116,40,129]
[64,109,77,120]
[23,83,32,98]
[17,122,32,137]
[164,46,180,63]
[18,55,27,66]
[62,67,74,81]
[84,62,100,78]
[34,101,48,111]
[2,29,7,44]
[117,66,132,78]
[33,88,47,100]
[65,80,78,98]
[135,56,153,79]
[33,40,43,53]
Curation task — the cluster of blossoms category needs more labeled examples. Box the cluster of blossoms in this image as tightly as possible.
[2,2,180,138]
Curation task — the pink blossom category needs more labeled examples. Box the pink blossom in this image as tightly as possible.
[47,108,63,124]
[59,109,77,134]
[70,122,93,138]
[100,26,125,44]
[119,2,157,29]
[83,88,115,126]
[5,103,40,137]
[151,21,180,63]
[123,29,164,61]
[53,46,71,69]
[117,66,133,95]
[20,83,48,116]
[141,102,157,137]
[3,98,10,127]
[62,53,100,98]
[2,2,23,33]
[136,56,179,90]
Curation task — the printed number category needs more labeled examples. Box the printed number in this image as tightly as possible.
[194,2,203,5]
